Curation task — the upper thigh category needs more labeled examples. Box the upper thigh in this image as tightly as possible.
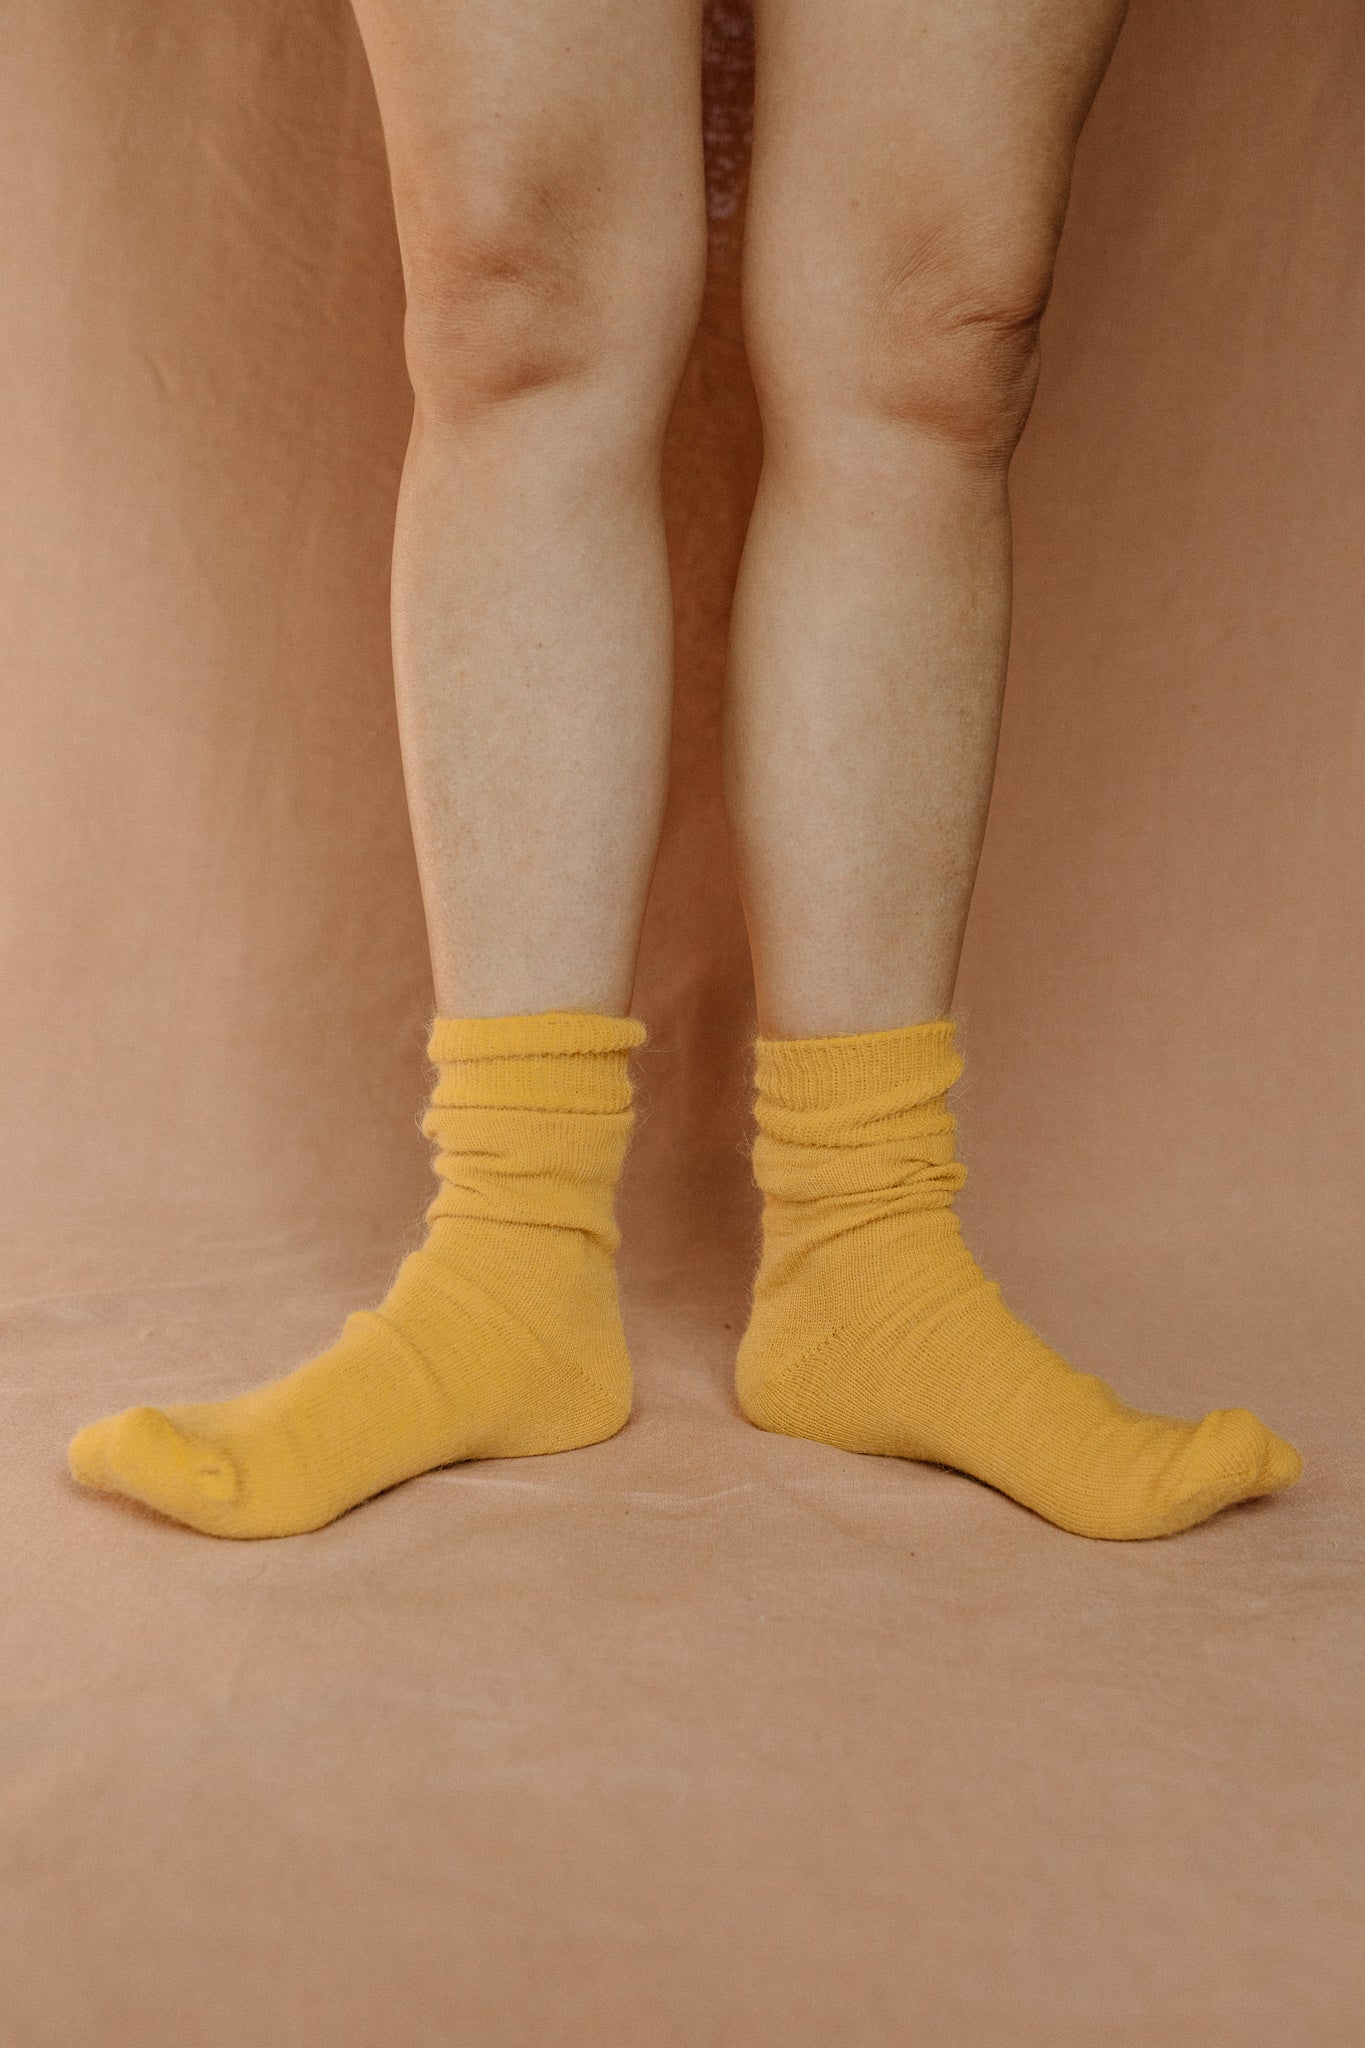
[742,0,1131,357]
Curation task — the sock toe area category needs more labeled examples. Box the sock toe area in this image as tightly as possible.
[67,1417,114,1491]
[1164,1406,1297,1528]
[1254,1427,1304,1496]
[68,1407,241,1524]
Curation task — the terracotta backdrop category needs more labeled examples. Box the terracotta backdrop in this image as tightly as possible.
[2,3,1362,2044]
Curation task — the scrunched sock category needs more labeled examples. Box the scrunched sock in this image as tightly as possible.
[68,1009,647,1538]
[735,1018,1303,1540]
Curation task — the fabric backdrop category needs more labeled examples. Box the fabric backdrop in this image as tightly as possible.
[2,3,1362,2043]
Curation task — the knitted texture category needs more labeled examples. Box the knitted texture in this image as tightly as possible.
[68,1009,647,1537]
[735,1018,1303,1539]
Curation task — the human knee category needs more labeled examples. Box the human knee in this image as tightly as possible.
[747,213,1057,465]
[399,163,706,423]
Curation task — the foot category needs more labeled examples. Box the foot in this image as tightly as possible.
[736,1019,1303,1541]
[68,1010,644,1537]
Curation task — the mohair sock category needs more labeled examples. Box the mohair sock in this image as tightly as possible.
[735,1018,1303,1540]
[68,1009,647,1538]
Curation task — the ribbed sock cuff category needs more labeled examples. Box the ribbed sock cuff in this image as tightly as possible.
[752,1017,963,1119]
[426,1009,648,1114]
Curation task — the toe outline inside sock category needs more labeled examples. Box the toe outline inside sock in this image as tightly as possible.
[75,1407,242,1510]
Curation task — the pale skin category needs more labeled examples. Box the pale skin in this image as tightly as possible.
[348,0,1131,1036]
[66,0,1307,1538]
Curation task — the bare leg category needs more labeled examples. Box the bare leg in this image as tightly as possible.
[354,0,708,1017]
[726,1,1304,1539]
[65,1,708,1538]
[725,0,1128,1036]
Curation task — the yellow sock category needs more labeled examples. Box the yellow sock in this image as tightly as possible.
[736,1018,1303,1540]
[68,1009,647,1537]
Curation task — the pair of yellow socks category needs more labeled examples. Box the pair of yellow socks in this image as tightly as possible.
[68,1008,1302,1541]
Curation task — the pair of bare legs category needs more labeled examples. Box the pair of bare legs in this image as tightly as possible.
[66,0,1304,1541]
[366,0,1128,1035]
